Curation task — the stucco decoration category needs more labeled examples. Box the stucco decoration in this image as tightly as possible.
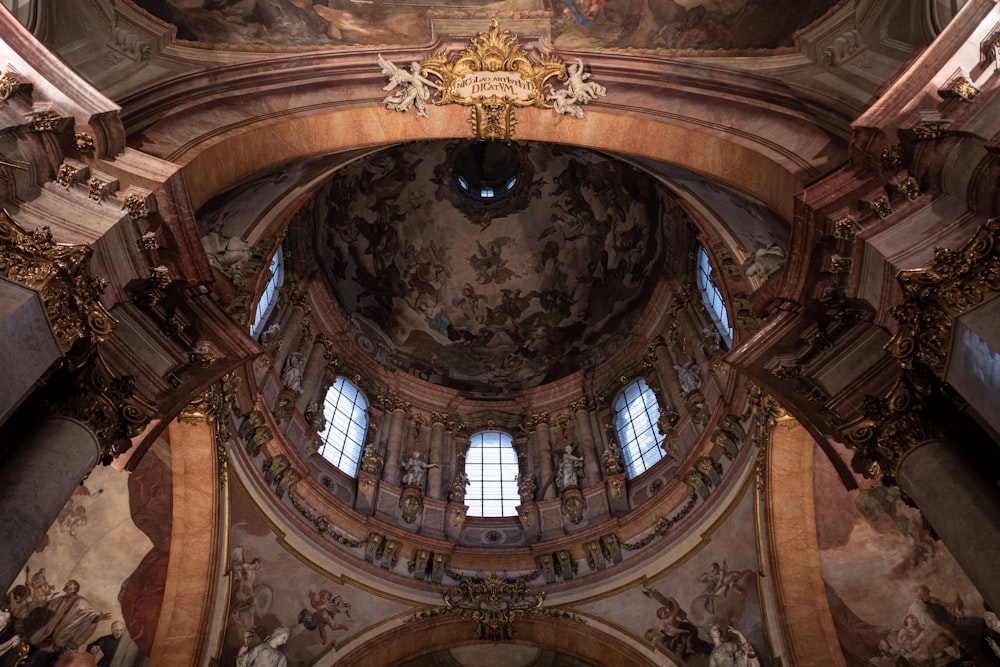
[314,141,675,397]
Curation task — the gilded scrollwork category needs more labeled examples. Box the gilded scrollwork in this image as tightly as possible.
[382,20,600,140]
[0,209,116,364]
[887,217,1000,377]
[442,573,544,640]
[43,352,157,464]
[179,372,242,445]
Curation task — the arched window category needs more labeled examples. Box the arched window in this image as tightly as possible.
[696,245,733,344]
[465,431,520,518]
[317,376,369,477]
[613,378,665,478]
[250,248,282,337]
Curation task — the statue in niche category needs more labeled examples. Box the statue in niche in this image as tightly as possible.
[675,359,701,395]
[742,241,786,282]
[281,352,305,393]
[401,451,437,491]
[557,444,584,492]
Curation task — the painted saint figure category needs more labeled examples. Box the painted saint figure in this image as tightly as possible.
[237,626,289,667]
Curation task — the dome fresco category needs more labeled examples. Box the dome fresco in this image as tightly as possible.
[315,141,677,397]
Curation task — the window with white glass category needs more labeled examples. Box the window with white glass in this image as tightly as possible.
[251,249,282,337]
[613,378,665,478]
[465,431,520,517]
[318,376,369,477]
[696,245,733,344]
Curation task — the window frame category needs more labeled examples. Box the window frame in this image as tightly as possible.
[317,376,369,477]
[464,430,521,518]
[696,245,733,345]
[613,378,666,479]
[251,248,283,337]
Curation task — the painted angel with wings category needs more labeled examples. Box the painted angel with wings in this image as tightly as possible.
[377,54,441,118]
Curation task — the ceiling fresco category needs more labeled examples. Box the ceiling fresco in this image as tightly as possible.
[128,0,843,51]
[313,141,675,397]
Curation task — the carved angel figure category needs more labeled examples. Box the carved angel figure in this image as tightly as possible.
[377,54,440,118]
[547,59,606,118]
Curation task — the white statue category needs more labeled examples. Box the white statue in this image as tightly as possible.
[547,59,606,119]
[281,352,305,393]
[674,359,701,395]
[377,55,441,118]
[558,444,584,491]
[401,451,437,490]
[708,625,760,667]
[237,626,289,667]
[743,242,786,281]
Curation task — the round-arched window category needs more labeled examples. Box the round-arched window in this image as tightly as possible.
[465,431,520,517]
[613,378,665,478]
[317,376,369,477]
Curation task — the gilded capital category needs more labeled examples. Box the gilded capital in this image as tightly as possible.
[179,372,242,444]
[0,210,116,364]
[43,353,157,464]
[839,376,941,473]
[888,217,1000,378]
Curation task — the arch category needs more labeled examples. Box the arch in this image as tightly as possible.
[465,430,520,517]
[317,376,369,477]
[614,378,665,478]
[122,59,846,223]
[332,612,662,667]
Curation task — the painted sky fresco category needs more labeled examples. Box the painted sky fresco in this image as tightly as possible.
[314,140,672,396]
[129,0,843,51]
[813,440,993,667]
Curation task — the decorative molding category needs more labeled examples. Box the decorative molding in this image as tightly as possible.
[378,20,604,140]
[442,573,544,640]
[0,209,115,362]
[887,217,1000,378]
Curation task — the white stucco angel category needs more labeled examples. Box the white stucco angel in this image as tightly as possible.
[547,58,606,119]
[377,54,441,118]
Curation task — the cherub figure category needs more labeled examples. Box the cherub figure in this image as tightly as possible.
[300,590,351,645]
[377,55,441,118]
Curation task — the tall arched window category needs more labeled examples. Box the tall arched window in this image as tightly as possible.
[318,376,369,477]
[613,378,665,478]
[696,245,733,344]
[465,431,520,517]
[251,248,282,337]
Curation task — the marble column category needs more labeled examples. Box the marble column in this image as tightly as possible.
[0,416,100,591]
[272,301,305,374]
[651,337,684,415]
[0,279,61,424]
[296,336,332,412]
[382,405,408,485]
[573,402,601,484]
[897,437,1000,611]
[427,416,447,500]
[533,418,556,500]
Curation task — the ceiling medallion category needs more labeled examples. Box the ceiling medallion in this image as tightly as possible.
[378,19,606,140]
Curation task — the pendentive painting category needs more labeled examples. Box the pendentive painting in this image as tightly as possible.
[219,480,412,666]
[815,440,998,666]
[1,440,172,667]
[577,484,771,665]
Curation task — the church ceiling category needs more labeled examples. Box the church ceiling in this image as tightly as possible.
[311,141,676,397]
[128,0,843,52]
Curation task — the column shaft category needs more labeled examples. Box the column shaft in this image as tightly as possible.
[897,438,1000,611]
[0,416,100,591]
